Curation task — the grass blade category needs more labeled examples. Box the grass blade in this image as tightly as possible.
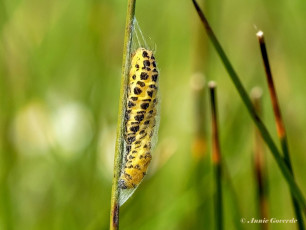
[191,0,306,211]
[209,82,223,230]
[251,88,269,230]
[256,31,305,228]
[191,73,207,159]
[109,0,137,229]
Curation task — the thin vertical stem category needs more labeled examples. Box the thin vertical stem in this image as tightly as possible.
[110,1,136,229]
[251,88,269,230]
[209,82,223,230]
[190,73,208,228]
[257,31,305,227]
[191,73,207,159]
[192,0,306,211]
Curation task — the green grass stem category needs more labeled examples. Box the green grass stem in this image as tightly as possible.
[251,87,269,230]
[109,0,136,229]
[192,0,306,212]
[256,31,305,228]
[190,73,208,228]
[209,82,223,230]
[191,73,207,159]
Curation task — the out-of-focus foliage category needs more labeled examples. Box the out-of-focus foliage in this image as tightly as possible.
[0,0,305,229]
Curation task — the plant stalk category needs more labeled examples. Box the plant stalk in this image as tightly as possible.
[251,88,269,230]
[110,1,136,229]
[191,73,207,159]
[209,82,223,230]
[257,31,305,228]
[192,0,306,211]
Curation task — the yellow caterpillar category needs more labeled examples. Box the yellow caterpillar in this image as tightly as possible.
[119,48,159,189]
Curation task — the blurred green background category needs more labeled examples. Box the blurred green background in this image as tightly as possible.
[0,0,306,229]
